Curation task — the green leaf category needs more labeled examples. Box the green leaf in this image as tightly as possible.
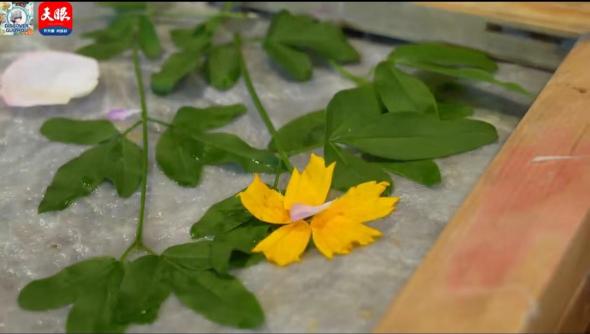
[190,194,252,239]
[438,101,474,120]
[190,195,268,273]
[138,15,162,60]
[40,118,119,145]
[388,44,529,95]
[264,10,359,80]
[229,252,264,269]
[115,255,170,325]
[170,27,197,49]
[206,43,241,90]
[195,132,282,173]
[156,104,278,186]
[172,104,247,133]
[326,84,383,140]
[77,41,130,60]
[151,51,200,96]
[269,110,326,156]
[18,257,118,311]
[402,61,529,94]
[389,42,498,72]
[324,143,392,192]
[18,257,125,333]
[337,113,498,160]
[166,223,267,275]
[155,127,204,187]
[263,41,312,81]
[266,10,359,62]
[170,18,220,51]
[38,138,142,213]
[370,158,441,186]
[169,269,264,329]
[101,138,144,196]
[82,15,137,43]
[209,223,269,273]
[170,27,212,52]
[162,241,214,271]
[374,62,437,115]
[66,264,125,334]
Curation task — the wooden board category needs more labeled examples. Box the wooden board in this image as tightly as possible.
[418,2,590,38]
[375,35,590,333]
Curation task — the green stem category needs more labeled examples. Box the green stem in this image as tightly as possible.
[121,44,152,261]
[329,60,370,86]
[234,34,292,171]
[121,120,142,137]
[147,117,172,127]
[133,45,150,246]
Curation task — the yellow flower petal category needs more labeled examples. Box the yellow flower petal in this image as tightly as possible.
[252,220,311,266]
[317,181,399,223]
[284,153,335,210]
[311,216,382,259]
[238,174,290,224]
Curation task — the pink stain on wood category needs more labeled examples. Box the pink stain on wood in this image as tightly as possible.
[447,122,590,291]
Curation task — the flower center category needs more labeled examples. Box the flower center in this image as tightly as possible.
[289,200,333,222]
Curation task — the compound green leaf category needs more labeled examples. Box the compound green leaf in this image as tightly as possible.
[264,10,359,80]
[38,137,142,213]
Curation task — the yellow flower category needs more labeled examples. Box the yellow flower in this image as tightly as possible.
[238,154,399,266]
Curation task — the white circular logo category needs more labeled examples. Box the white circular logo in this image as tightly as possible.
[7,6,28,25]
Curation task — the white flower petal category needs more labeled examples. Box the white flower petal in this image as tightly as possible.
[0,51,99,107]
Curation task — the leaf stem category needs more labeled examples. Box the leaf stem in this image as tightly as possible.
[120,120,142,137]
[147,116,173,127]
[329,60,370,86]
[133,44,150,246]
[234,33,292,171]
[121,44,152,262]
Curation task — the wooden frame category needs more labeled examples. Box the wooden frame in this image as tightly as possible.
[238,2,590,331]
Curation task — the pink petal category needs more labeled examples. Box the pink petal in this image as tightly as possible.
[107,108,140,121]
[0,51,99,107]
[290,201,333,222]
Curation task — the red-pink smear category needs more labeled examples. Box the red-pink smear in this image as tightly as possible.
[447,127,590,292]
